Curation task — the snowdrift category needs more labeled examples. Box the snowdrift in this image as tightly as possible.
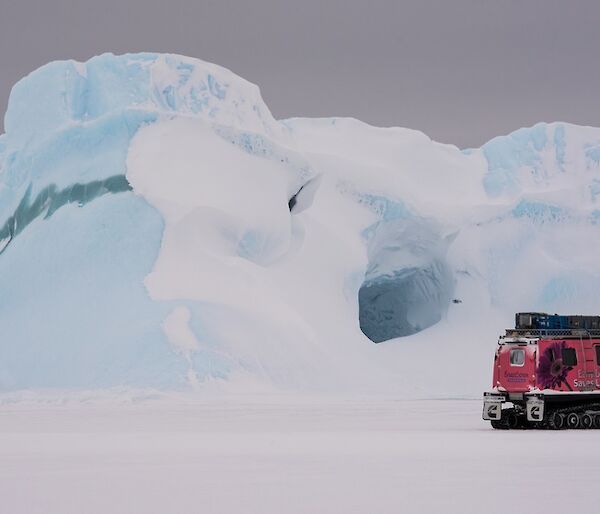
[2,53,600,396]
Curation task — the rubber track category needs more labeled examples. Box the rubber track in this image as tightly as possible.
[491,404,600,429]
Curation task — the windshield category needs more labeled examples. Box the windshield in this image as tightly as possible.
[510,348,525,366]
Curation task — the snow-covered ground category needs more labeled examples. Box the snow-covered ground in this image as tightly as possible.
[2,394,599,514]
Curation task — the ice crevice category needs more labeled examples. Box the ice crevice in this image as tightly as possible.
[288,175,322,213]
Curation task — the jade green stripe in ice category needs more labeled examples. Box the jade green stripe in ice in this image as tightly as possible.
[0,175,131,255]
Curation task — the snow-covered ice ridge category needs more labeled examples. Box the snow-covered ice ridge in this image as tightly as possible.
[2,52,600,394]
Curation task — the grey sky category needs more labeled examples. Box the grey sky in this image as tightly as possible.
[1,0,599,148]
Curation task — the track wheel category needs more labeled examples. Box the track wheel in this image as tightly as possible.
[548,411,565,430]
[506,410,521,429]
[566,412,581,429]
[490,419,507,430]
[581,413,594,429]
[594,415,600,429]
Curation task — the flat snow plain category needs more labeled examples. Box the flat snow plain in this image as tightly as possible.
[2,394,599,514]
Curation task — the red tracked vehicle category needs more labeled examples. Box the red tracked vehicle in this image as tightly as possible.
[483,313,600,429]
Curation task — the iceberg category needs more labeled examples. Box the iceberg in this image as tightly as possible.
[3,52,600,395]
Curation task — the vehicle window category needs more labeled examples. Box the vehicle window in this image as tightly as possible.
[595,346,600,365]
[562,348,577,367]
[510,349,525,366]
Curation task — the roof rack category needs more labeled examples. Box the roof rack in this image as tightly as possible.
[515,313,600,331]
[505,328,600,338]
